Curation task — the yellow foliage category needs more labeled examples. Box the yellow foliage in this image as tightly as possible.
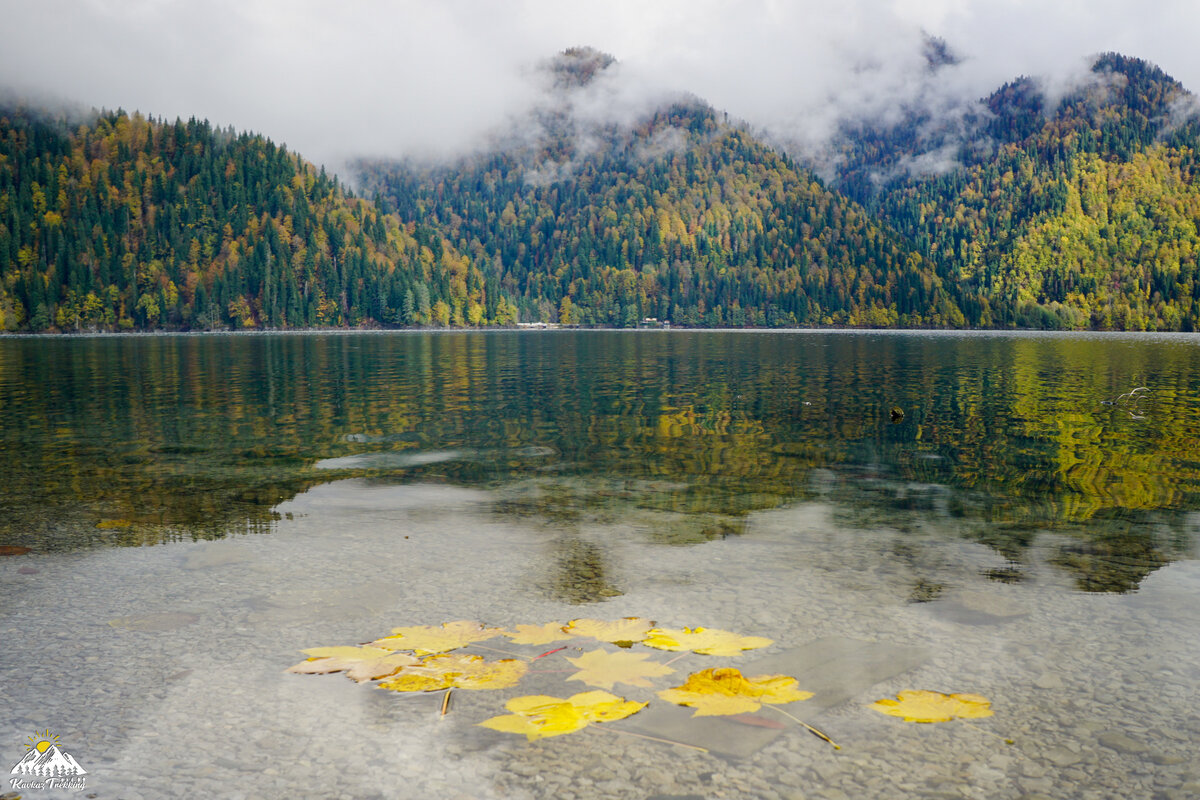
[657,667,812,716]
[564,617,654,644]
[377,653,527,692]
[642,626,773,656]
[564,649,675,690]
[479,690,646,740]
[286,646,418,683]
[371,620,503,655]
[501,622,572,646]
[869,690,994,723]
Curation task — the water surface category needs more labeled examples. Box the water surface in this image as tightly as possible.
[1,331,1197,799]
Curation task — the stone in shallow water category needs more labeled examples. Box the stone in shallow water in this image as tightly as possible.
[1151,753,1188,765]
[1033,672,1064,690]
[1098,731,1151,755]
[1044,746,1082,767]
[617,636,930,758]
[927,589,1027,625]
[108,612,201,632]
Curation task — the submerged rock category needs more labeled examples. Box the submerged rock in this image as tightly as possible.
[1098,731,1151,755]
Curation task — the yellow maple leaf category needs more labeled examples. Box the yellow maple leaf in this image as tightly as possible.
[564,648,676,690]
[286,646,419,683]
[377,653,527,692]
[869,690,994,723]
[479,690,647,740]
[642,626,773,656]
[564,617,654,644]
[479,701,588,739]
[657,667,813,716]
[502,622,572,646]
[370,620,503,655]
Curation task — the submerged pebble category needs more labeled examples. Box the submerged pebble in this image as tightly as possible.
[107,612,201,632]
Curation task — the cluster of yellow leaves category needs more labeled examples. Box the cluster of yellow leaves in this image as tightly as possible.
[656,667,812,716]
[479,691,647,740]
[285,617,1005,748]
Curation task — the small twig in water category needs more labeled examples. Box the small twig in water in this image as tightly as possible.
[591,725,708,753]
[764,705,841,750]
[663,653,690,667]
[533,646,568,661]
[466,643,531,660]
[440,688,453,717]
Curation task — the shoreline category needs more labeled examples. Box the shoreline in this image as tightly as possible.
[2,326,1200,340]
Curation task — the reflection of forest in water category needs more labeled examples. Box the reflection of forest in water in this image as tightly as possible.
[1,331,1198,593]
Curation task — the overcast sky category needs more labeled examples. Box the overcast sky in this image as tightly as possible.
[2,0,1197,170]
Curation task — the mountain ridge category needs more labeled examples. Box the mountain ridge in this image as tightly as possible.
[2,50,1200,331]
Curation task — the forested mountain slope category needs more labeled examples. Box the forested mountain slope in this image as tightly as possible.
[4,50,1200,331]
[363,108,960,328]
[840,54,1200,329]
[359,49,961,328]
[0,108,493,331]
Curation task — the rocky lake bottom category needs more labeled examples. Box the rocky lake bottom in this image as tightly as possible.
[3,480,1198,799]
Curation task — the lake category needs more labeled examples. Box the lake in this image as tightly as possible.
[1,330,1197,799]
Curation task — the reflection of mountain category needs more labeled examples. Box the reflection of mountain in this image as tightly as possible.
[10,744,87,776]
[1,333,1195,592]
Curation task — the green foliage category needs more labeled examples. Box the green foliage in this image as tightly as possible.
[0,108,506,331]
[359,103,961,328]
[841,53,1200,330]
[5,51,1200,331]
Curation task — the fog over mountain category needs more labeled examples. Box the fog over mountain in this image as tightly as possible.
[2,0,1199,172]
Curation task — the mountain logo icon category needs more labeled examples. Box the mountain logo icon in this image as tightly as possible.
[9,730,87,780]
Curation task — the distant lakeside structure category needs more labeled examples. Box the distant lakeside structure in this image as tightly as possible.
[514,318,671,330]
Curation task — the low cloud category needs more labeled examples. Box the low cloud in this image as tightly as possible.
[1,0,1197,174]
[1163,94,1200,136]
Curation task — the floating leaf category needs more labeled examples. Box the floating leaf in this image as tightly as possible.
[378,653,527,692]
[869,690,994,723]
[642,626,773,656]
[480,696,590,740]
[371,620,503,655]
[564,648,675,690]
[479,690,646,740]
[502,622,572,646]
[564,617,654,644]
[286,646,419,683]
[657,667,812,717]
